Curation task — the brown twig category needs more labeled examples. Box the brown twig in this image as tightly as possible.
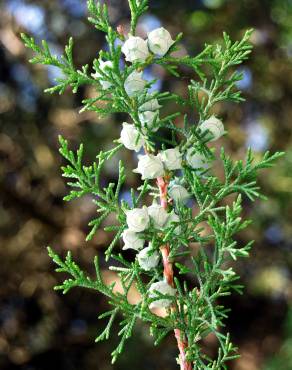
[156,176,192,370]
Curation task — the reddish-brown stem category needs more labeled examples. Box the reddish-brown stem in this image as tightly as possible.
[156,176,192,370]
[157,176,168,209]
[174,329,193,370]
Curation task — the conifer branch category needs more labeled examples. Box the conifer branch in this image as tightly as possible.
[22,1,284,368]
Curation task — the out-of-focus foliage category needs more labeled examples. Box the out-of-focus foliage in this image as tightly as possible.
[0,0,291,369]
[263,307,292,370]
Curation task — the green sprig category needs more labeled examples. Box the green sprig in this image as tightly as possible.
[22,1,284,368]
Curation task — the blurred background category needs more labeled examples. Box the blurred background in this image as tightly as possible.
[0,0,292,369]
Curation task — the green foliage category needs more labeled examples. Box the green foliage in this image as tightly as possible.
[22,0,284,369]
[263,308,292,370]
[47,247,173,364]
[21,34,94,94]
[58,136,125,242]
[128,0,149,34]
[189,29,253,122]
[87,0,112,34]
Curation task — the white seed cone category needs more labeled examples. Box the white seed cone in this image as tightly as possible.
[147,27,175,56]
[139,98,161,112]
[122,229,145,251]
[125,206,150,232]
[149,280,176,309]
[119,122,144,152]
[133,154,164,179]
[137,245,160,271]
[124,71,146,97]
[159,147,182,171]
[200,116,224,141]
[186,149,210,170]
[148,203,169,229]
[91,60,113,89]
[122,36,150,63]
[168,184,190,204]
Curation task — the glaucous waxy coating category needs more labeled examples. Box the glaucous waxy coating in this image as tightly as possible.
[148,204,169,229]
[119,122,144,152]
[122,229,145,251]
[92,60,113,89]
[125,206,150,232]
[168,184,190,204]
[139,98,161,112]
[200,116,224,141]
[147,27,175,56]
[165,211,181,234]
[159,147,182,171]
[149,280,176,309]
[138,110,159,132]
[137,245,160,271]
[122,36,150,63]
[133,154,164,179]
[124,71,146,97]
[186,149,210,170]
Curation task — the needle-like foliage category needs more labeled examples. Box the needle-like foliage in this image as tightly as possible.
[22,1,283,369]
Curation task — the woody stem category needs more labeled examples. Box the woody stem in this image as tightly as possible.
[156,176,192,370]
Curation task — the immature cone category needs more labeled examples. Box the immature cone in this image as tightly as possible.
[200,115,224,141]
[122,229,144,251]
[133,154,164,179]
[186,149,210,170]
[125,206,150,232]
[139,98,161,112]
[137,245,160,271]
[159,147,182,170]
[168,184,190,205]
[122,36,150,63]
[138,110,159,132]
[119,122,144,152]
[92,60,113,89]
[149,280,176,309]
[124,71,146,97]
[148,203,169,229]
[148,27,175,56]
[165,211,181,234]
